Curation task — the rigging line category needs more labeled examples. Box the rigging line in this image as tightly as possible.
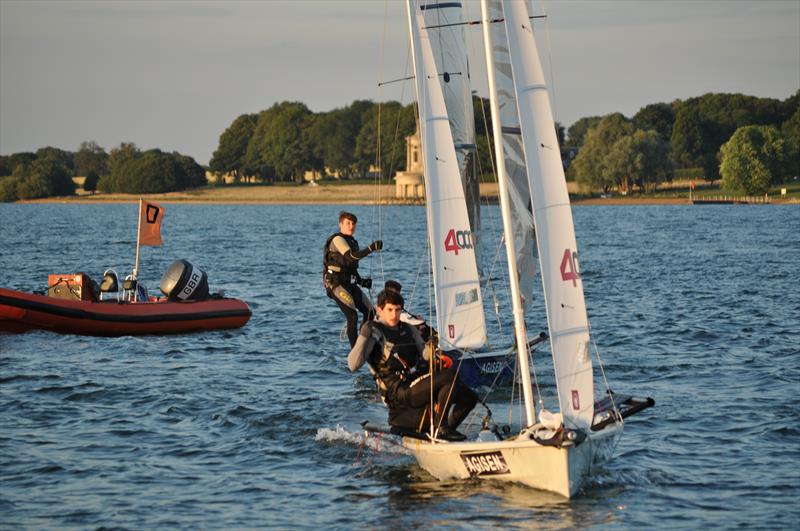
[378,74,415,87]
[527,339,545,413]
[587,321,623,425]
[540,3,558,126]
[422,14,546,31]
[478,349,514,408]
[407,235,429,308]
[483,233,506,332]
[374,0,392,283]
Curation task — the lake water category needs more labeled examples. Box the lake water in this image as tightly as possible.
[1,203,798,529]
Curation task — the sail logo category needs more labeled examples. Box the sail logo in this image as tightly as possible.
[444,229,473,255]
[560,249,580,286]
[448,324,455,339]
[460,451,510,476]
[572,390,580,410]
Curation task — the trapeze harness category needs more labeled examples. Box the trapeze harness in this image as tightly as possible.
[365,321,421,406]
[322,232,363,291]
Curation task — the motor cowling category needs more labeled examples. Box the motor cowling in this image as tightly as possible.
[160,259,210,301]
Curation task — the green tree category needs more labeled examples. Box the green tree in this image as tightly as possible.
[101,143,140,192]
[83,171,100,193]
[670,101,704,169]
[10,157,75,199]
[36,147,74,173]
[632,102,675,143]
[782,106,800,177]
[3,152,37,175]
[354,101,415,179]
[604,130,673,193]
[570,113,634,193]
[173,153,207,188]
[209,113,258,182]
[245,102,316,182]
[100,144,205,193]
[566,116,602,147]
[73,141,108,177]
[306,100,373,179]
[555,122,565,147]
[471,95,496,181]
[671,93,790,181]
[719,125,791,194]
[0,156,12,177]
[0,176,18,201]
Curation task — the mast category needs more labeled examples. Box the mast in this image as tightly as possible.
[480,0,536,427]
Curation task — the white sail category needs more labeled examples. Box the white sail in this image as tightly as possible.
[487,0,537,307]
[408,2,487,350]
[391,1,646,499]
[502,0,594,429]
[420,1,481,254]
[393,1,645,499]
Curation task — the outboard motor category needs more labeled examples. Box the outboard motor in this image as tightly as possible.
[160,259,210,301]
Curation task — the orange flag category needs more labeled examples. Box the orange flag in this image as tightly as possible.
[139,200,165,246]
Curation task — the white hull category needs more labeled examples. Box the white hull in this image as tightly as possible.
[403,423,623,498]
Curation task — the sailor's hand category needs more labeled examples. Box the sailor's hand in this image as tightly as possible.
[436,354,453,370]
[361,277,372,289]
[368,240,383,252]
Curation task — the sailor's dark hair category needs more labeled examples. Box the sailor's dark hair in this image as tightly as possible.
[376,289,404,309]
[384,280,402,293]
[339,211,358,224]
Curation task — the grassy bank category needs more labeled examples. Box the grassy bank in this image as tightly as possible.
[21,180,800,205]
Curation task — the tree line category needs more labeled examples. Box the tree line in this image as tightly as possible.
[210,91,798,195]
[1,90,796,201]
[0,142,205,202]
[566,91,799,195]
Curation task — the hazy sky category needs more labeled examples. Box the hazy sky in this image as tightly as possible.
[1,0,798,165]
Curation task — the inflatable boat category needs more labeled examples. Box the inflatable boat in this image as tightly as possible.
[0,260,251,336]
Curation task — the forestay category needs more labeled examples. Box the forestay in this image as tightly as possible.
[408,2,487,350]
[502,1,594,429]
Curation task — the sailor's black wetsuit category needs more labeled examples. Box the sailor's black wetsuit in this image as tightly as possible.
[323,232,375,346]
[348,319,477,435]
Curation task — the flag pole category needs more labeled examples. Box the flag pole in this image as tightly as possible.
[134,197,142,279]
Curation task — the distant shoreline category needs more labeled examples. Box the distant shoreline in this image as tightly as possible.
[14,182,796,206]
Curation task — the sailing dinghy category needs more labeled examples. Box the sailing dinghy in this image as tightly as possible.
[361,0,653,498]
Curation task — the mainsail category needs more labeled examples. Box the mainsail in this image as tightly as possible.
[502,1,594,429]
[408,2,487,350]
[487,0,538,307]
[420,1,480,237]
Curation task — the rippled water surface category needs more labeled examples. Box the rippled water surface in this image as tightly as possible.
[1,203,798,529]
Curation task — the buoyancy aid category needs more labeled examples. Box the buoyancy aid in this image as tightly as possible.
[367,321,421,401]
[323,232,360,288]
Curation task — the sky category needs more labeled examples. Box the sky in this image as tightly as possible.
[1,0,798,166]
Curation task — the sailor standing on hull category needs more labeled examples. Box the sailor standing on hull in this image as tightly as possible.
[323,211,382,347]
